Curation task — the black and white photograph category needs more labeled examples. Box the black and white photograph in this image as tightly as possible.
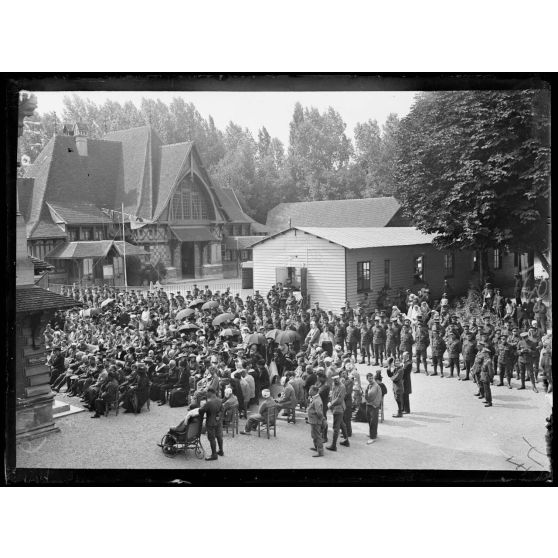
[5,75,552,484]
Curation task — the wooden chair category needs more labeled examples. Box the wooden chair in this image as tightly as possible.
[258,407,277,439]
[223,406,239,438]
[104,397,119,417]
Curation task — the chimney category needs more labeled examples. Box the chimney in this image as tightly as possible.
[73,122,88,156]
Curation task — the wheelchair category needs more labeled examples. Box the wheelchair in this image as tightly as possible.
[158,415,205,459]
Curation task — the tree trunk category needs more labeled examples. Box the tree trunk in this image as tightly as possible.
[536,250,551,275]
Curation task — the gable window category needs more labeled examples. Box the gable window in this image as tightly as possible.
[241,249,252,261]
[413,256,424,283]
[94,227,104,241]
[357,261,371,293]
[67,227,78,242]
[493,248,502,270]
[384,260,391,288]
[81,227,93,241]
[444,253,454,277]
[170,176,213,221]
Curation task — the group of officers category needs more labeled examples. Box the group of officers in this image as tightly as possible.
[45,278,551,460]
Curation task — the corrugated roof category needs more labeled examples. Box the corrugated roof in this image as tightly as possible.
[46,240,114,259]
[170,226,216,242]
[251,227,435,250]
[47,202,113,225]
[266,197,404,233]
[16,286,81,313]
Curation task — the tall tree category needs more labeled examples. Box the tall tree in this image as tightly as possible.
[394,90,550,277]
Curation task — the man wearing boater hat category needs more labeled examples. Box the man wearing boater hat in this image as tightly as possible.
[241,389,278,435]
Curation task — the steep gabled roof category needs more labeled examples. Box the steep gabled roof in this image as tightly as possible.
[153,142,193,220]
[103,126,152,216]
[213,187,254,223]
[47,201,112,225]
[265,197,404,233]
[17,177,35,221]
[28,220,67,239]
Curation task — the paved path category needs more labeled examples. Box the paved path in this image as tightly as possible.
[16,363,551,471]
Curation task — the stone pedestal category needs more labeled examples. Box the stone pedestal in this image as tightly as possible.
[16,394,59,441]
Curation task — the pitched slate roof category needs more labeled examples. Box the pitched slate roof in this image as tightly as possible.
[153,142,193,220]
[224,236,262,250]
[17,177,35,221]
[46,240,114,259]
[113,241,149,257]
[30,255,55,272]
[265,197,405,233]
[251,226,435,250]
[213,187,254,223]
[16,286,81,313]
[47,201,112,225]
[28,220,67,239]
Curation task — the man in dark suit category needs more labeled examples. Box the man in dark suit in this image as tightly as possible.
[198,388,224,461]
[400,352,413,413]
[387,357,405,417]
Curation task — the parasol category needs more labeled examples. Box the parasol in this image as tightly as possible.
[212,313,235,326]
[276,329,301,345]
[265,328,282,340]
[178,323,199,332]
[246,333,266,346]
[175,308,195,321]
[202,300,219,311]
[188,298,205,308]
[100,298,115,308]
[220,328,241,337]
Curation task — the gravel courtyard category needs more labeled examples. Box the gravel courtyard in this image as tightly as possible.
[16,362,551,473]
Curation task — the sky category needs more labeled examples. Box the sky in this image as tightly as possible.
[32,91,419,146]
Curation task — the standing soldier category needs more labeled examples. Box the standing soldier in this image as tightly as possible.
[533,297,548,334]
[386,357,405,418]
[399,319,414,361]
[307,385,325,457]
[326,375,349,451]
[401,351,413,414]
[360,321,372,366]
[497,333,516,389]
[479,346,495,407]
[446,331,462,379]
[346,319,360,361]
[386,317,401,360]
[493,288,504,318]
[472,343,488,399]
[431,331,446,377]
[528,322,542,380]
[334,317,346,353]
[516,331,538,392]
[341,370,353,438]
[415,318,430,374]
[461,330,477,382]
[509,326,521,379]
[513,272,523,305]
[372,317,386,366]
[539,330,552,393]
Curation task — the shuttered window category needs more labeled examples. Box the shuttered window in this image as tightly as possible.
[493,248,502,270]
[444,253,454,277]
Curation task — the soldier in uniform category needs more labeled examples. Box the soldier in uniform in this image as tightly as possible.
[346,319,360,361]
[479,346,495,407]
[446,331,462,379]
[461,331,477,381]
[386,356,405,418]
[333,317,346,353]
[414,318,430,374]
[385,317,401,360]
[472,343,487,399]
[509,326,521,379]
[399,319,414,361]
[533,297,548,334]
[516,331,538,392]
[431,330,446,377]
[372,317,386,366]
[497,333,516,388]
[360,321,372,365]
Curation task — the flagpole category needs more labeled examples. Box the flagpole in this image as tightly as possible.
[122,203,128,291]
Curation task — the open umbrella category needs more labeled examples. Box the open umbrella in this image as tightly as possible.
[265,328,282,340]
[178,323,199,332]
[202,300,219,311]
[212,313,235,326]
[246,333,266,346]
[175,308,195,321]
[188,298,205,308]
[100,298,115,308]
[220,328,241,337]
[276,330,301,345]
